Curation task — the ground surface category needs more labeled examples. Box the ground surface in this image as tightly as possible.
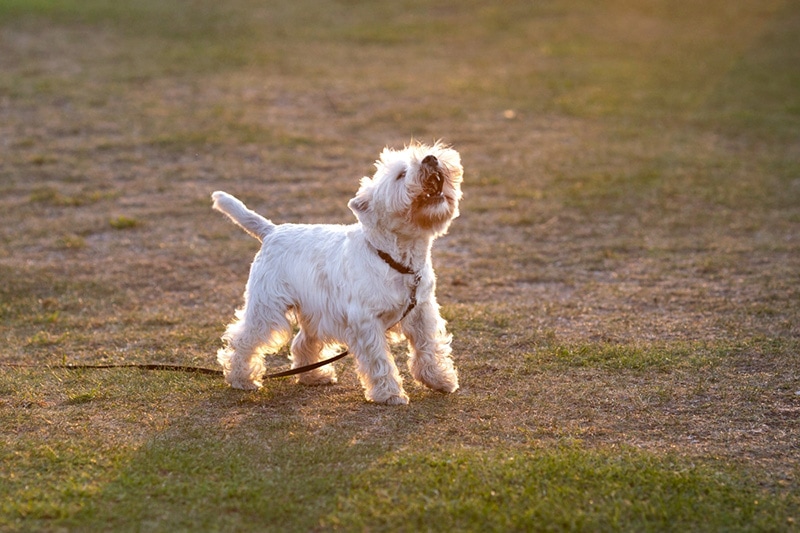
[1,1,798,531]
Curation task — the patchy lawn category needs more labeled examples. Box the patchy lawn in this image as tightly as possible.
[1,0,798,530]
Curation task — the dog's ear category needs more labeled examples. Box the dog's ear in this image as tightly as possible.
[348,195,370,215]
[348,177,373,216]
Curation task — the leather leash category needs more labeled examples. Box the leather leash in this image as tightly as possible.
[1,351,350,379]
[2,248,419,380]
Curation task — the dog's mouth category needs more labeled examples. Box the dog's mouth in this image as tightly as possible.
[419,155,446,203]
[421,171,445,201]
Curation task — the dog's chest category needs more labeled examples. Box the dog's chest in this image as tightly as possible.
[368,269,420,329]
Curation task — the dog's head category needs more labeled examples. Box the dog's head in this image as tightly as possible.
[348,142,463,238]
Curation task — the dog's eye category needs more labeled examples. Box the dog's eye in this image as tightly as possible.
[396,170,406,181]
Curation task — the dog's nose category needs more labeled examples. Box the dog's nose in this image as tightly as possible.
[422,155,438,167]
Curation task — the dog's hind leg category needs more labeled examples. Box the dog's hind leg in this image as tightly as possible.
[218,297,292,390]
[290,328,338,385]
[217,315,266,390]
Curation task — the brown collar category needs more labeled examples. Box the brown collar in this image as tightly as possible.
[375,248,421,321]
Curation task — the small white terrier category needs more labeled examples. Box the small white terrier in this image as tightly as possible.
[212,142,463,405]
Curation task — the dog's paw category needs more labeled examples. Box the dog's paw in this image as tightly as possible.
[379,392,410,406]
[428,380,459,394]
[415,367,459,393]
[228,379,262,391]
[429,375,459,393]
[298,372,338,386]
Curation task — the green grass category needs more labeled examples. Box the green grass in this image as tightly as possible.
[331,446,794,532]
[109,215,140,230]
[1,0,799,530]
[527,342,706,372]
[2,369,796,532]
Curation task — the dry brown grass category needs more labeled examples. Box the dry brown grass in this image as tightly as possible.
[1,0,798,530]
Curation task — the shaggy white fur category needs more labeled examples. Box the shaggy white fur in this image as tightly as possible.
[212,142,463,405]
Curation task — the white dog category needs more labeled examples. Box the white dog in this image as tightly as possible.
[212,142,463,405]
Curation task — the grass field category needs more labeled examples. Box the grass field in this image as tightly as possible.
[1,0,799,531]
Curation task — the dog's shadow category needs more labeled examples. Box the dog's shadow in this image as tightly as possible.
[72,359,458,527]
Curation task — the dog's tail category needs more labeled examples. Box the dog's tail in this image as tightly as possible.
[212,191,275,242]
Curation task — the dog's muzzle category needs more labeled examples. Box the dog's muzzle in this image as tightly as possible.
[420,155,445,200]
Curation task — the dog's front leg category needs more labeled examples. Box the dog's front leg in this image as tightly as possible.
[403,301,459,394]
[348,320,408,405]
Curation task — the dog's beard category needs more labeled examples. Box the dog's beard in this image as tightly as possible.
[411,199,454,230]
[410,166,457,230]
